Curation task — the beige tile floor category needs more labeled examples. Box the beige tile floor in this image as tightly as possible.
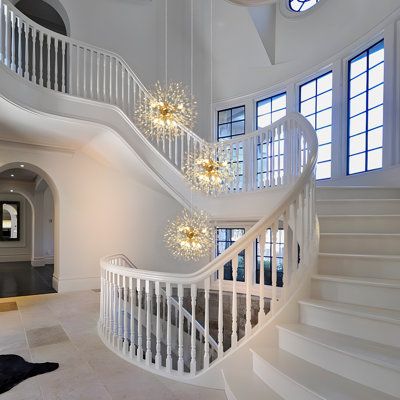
[0,291,226,400]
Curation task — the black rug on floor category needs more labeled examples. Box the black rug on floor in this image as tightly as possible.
[0,354,59,393]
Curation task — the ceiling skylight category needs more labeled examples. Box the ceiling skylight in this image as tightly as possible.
[289,0,320,12]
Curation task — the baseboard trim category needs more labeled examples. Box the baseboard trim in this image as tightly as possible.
[52,275,100,292]
[31,256,54,267]
[0,254,30,262]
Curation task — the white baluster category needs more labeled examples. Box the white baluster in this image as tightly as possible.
[271,222,278,313]
[83,47,87,97]
[0,0,3,63]
[145,280,152,365]
[123,275,128,355]
[96,51,100,99]
[203,278,210,369]
[177,284,184,374]
[46,34,50,88]
[231,256,238,348]
[54,38,59,91]
[258,229,266,322]
[109,56,113,103]
[245,242,253,336]
[154,281,161,368]
[129,276,135,358]
[118,274,123,348]
[38,31,43,86]
[282,209,290,300]
[17,16,22,75]
[217,266,223,359]
[166,282,172,371]
[136,278,143,361]
[90,48,93,98]
[102,53,106,101]
[190,283,197,375]
[10,10,15,71]
[76,45,80,96]
[61,41,66,92]
[24,23,28,78]
[4,6,8,67]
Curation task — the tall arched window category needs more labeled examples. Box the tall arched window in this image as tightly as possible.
[289,0,320,12]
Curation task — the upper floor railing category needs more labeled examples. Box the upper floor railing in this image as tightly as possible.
[0,0,306,194]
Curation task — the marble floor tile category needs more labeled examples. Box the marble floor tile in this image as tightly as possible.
[0,291,226,400]
[26,325,70,348]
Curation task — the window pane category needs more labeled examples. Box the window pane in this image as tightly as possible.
[316,162,331,180]
[301,98,315,116]
[232,106,245,122]
[368,105,383,130]
[300,80,316,101]
[368,84,384,109]
[218,110,231,124]
[218,124,230,139]
[349,112,366,136]
[349,133,366,156]
[317,91,332,111]
[369,41,384,68]
[350,52,367,79]
[272,93,287,111]
[350,72,367,98]
[257,99,271,116]
[368,127,383,150]
[349,153,366,174]
[367,148,382,170]
[232,121,245,136]
[368,63,384,89]
[318,143,331,163]
[316,126,332,145]
[349,93,366,117]
[316,108,332,129]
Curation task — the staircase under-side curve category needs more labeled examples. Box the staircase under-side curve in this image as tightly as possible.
[223,186,400,399]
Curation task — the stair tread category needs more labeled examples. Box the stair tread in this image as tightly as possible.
[299,298,400,325]
[319,214,400,218]
[223,358,283,400]
[278,323,400,372]
[252,347,398,400]
[320,232,400,237]
[317,198,400,202]
[319,252,400,260]
[312,274,400,288]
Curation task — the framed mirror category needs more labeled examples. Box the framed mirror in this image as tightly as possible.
[0,201,20,241]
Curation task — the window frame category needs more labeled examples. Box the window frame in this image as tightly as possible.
[346,39,385,176]
[298,70,333,180]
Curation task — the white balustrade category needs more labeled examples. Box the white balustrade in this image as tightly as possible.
[98,112,319,378]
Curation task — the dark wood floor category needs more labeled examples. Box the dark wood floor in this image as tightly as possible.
[0,262,56,298]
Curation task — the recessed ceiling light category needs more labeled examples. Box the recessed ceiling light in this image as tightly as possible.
[20,164,24,168]
[10,189,14,193]
[10,174,14,177]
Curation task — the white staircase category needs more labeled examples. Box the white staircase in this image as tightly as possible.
[224,187,400,399]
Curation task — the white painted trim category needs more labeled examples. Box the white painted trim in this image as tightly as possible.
[53,275,100,292]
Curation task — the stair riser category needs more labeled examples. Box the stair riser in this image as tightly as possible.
[318,255,400,280]
[278,328,400,397]
[316,188,400,200]
[252,352,320,400]
[319,216,400,234]
[312,279,400,311]
[320,235,400,256]
[300,303,400,348]
[317,201,400,216]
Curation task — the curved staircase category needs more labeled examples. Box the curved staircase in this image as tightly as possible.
[0,0,399,397]
[223,187,400,399]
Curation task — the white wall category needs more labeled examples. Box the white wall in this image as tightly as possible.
[0,192,32,262]
[213,0,400,101]
[0,143,207,292]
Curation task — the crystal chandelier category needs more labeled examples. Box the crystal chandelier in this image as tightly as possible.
[164,209,213,261]
[184,146,236,195]
[135,81,197,139]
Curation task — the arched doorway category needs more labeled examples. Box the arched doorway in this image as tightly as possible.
[0,165,58,297]
[14,0,70,91]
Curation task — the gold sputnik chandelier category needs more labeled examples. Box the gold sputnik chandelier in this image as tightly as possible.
[164,209,213,261]
[135,82,197,139]
[184,146,236,196]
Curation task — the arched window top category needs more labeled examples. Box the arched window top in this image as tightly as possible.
[289,0,320,12]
